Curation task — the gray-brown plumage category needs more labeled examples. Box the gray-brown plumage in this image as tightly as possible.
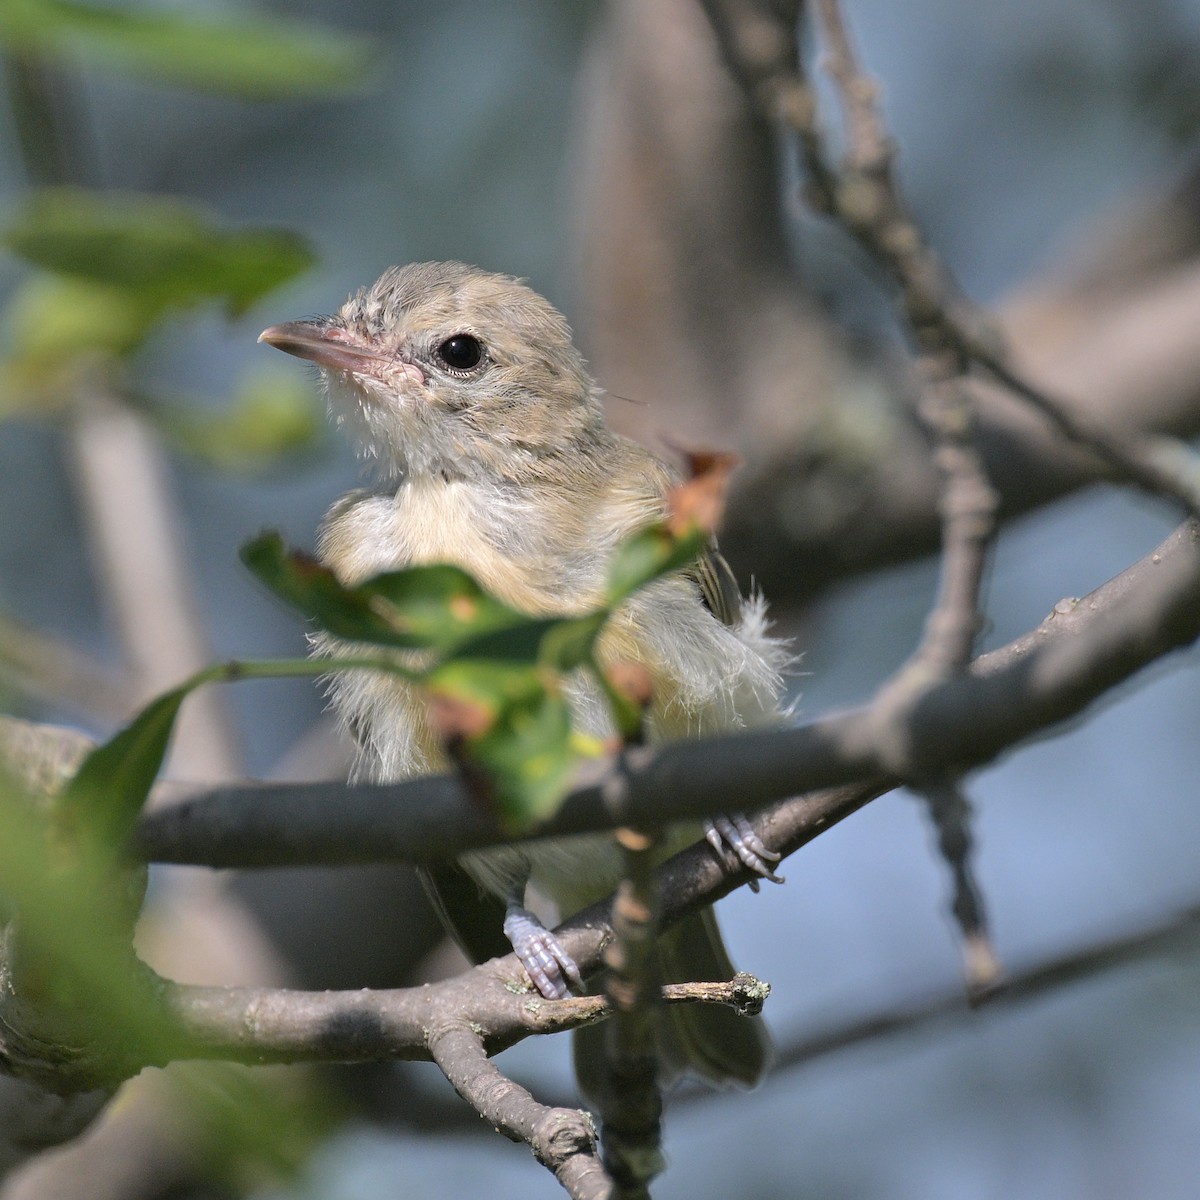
[260,262,789,1094]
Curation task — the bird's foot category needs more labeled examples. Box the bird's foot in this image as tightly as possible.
[705,814,785,892]
[503,905,583,1000]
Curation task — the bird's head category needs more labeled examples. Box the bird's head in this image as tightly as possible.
[259,261,609,481]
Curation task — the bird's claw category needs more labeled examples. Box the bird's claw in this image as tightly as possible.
[705,814,785,891]
[503,905,583,999]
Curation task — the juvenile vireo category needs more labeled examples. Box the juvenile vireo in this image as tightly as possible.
[260,262,788,1092]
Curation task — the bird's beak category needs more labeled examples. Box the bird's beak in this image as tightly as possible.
[258,320,385,375]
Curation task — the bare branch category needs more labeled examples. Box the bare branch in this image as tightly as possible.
[157,968,765,1071]
[428,1026,609,1200]
[913,779,1000,995]
[690,1,1200,609]
[801,0,1200,517]
[598,829,666,1198]
[907,363,998,674]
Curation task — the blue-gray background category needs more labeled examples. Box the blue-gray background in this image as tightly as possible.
[3,2,1200,1197]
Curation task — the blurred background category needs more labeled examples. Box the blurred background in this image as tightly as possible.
[3,1,1200,1197]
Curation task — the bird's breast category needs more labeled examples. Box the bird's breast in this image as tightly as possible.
[320,476,562,612]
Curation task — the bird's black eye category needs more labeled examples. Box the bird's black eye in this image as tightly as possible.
[437,333,485,371]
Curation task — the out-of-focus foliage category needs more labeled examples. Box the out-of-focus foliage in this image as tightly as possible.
[0,188,315,404]
[0,761,173,1073]
[0,0,372,450]
[0,759,331,1181]
[0,273,157,409]
[140,371,324,474]
[3,189,315,318]
[0,0,372,1188]
[0,189,323,463]
[0,0,371,99]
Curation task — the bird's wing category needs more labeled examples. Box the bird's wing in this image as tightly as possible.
[685,544,742,628]
[418,861,514,964]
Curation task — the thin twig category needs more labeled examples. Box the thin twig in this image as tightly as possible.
[915,778,1000,995]
[599,828,666,1199]
[908,361,999,673]
[868,360,999,739]
[144,847,1200,1091]
[811,0,1200,514]
[285,900,1200,1131]
[709,0,1200,519]
[966,348,1200,513]
[878,359,998,984]
[154,973,766,1068]
[804,0,970,342]
[44,790,1200,1111]
[428,1025,609,1200]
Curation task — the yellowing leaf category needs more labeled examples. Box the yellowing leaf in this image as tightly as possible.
[426,661,576,831]
[666,449,741,536]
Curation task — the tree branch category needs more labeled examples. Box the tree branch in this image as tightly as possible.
[428,1025,608,1200]
[692,1,1200,603]
[597,829,666,1198]
[287,897,1200,1131]
[136,519,1200,870]
[800,0,1200,518]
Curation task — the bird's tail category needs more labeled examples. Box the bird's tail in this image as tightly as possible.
[572,907,772,1103]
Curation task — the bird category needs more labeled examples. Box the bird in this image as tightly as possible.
[259,261,789,1095]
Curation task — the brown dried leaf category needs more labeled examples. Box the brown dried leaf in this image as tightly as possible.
[605,660,655,710]
[666,449,741,536]
[425,692,495,745]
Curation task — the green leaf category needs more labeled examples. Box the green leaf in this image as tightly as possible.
[3,188,315,319]
[242,525,708,829]
[443,611,606,672]
[426,661,576,831]
[242,532,400,644]
[4,273,160,359]
[363,565,528,648]
[538,612,608,672]
[605,521,706,605]
[0,0,371,99]
[241,532,525,652]
[57,683,188,852]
